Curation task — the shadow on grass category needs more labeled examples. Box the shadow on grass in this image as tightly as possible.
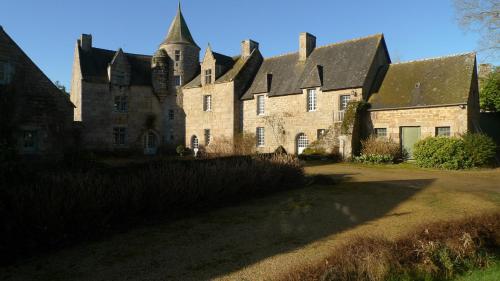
[26,176,435,281]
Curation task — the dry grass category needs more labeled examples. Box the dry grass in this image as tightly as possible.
[204,133,257,156]
[281,213,500,281]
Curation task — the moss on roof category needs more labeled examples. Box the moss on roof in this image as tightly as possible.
[368,53,476,110]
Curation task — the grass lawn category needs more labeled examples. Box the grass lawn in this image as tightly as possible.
[1,162,499,281]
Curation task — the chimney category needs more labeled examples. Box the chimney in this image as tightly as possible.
[241,39,259,58]
[299,32,316,61]
[80,34,92,51]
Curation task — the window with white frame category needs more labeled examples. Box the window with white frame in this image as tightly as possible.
[204,69,212,84]
[340,95,351,111]
[436,127,451,137]
[174,50,181,61]
[168,109,174,120]
[204,129,211,145]
[256,127,265,147]
[374,128,387,139]
[174,75,182,86]
[113,127,127,145]
[257,95,265,115]
[203,95,212,111]
[307,89,317,111]
[114,96,128,112]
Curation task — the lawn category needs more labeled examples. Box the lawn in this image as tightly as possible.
[1,162,499,281]
[453,260,500,281]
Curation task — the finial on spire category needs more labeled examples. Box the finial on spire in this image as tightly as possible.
[178,0,181,11]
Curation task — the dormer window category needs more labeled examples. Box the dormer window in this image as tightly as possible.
[174,50,181,62]
[205,69,212,84]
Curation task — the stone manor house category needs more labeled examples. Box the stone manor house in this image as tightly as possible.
[69,4,480,157]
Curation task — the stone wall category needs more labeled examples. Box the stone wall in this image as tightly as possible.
[183,82,235,148]
[367,105,469,142]
[242,87,362,154]
[78,81,162,151]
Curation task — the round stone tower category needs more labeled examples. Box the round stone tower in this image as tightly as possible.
[151,49,169,96]
[155,2,200,95]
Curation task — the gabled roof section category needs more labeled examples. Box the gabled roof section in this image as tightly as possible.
[368,53,476,110]
[161,3,199,48]
[78,47,152,85]
[184,48,261,89]
[242,34,383,100]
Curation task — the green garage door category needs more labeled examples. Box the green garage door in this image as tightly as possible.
[401,127,421,159]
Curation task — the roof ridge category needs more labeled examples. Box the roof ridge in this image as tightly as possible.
[315,33,383,50]
[90,47,152,58]
[390,52,475,65]
[262,33,383,61]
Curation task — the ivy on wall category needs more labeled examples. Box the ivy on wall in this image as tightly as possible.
[341,101,370,135]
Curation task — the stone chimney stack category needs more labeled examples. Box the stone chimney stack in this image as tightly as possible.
[80,34,92,51]
[241,39,259,58]
[299,32,316,61]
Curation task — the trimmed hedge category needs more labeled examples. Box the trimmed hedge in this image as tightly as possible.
[414,133,496,169]
[0,154,304,264]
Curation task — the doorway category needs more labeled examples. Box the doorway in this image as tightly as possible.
[143,131,158,155]
[401,126,421,159]
[296,133,308,154]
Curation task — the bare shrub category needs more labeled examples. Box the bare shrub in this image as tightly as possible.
[280,212,500,281]
[360,137,402,162]
[205,133,257,156]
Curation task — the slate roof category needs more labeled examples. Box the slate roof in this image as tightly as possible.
[78,47,152,86]
[242,34,384,100]
[184,49,262,89]
[161,3,199,48]
[368,53,476,110]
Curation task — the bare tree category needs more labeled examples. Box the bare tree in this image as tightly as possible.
[262,112,294,148]
[453,0,499,58]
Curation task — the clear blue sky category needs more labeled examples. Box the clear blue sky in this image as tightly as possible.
[1,0,489,89]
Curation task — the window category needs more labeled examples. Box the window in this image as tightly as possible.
[191,135,199,149]
[174,75,182,86]
[203,95,212,111]
[317,129,326,140]
[436,127,451,137]
[204,129,211,145]
[340,95,351,111]
[174,50,181,61]
[257,95,265,115]
[114,96,128,112]
[0,61,13,85]
[307,89,317,111]
[168,109,174,120]
[374,128,387,138]
[256,127,265,147]
[169,129,174,141]
[22,130,37,149]
[113,127,127,145]
[204,69,212,84]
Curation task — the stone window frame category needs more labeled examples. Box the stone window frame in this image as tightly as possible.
[256,94,265,115]
[373,128,387,139]
[435,126,451,137]
[168,109,174,120]
[203,95,212,112]
[339,94,351,111]
[113,95,128,113]
[113,127,127,146]
[204,69,212,84]
[174,75,182,86]
[22,130,38,151]
[317,129,326,140]
[256,127,265,147]
[174,50,182,62]
[204,129,211,146]
[307,89,317,112]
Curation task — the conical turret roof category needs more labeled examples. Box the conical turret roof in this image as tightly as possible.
[162,2,199,48]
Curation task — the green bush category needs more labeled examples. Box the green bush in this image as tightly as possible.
[414,134,496,170]
[462,133,497,167]
[354,154,394,164]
